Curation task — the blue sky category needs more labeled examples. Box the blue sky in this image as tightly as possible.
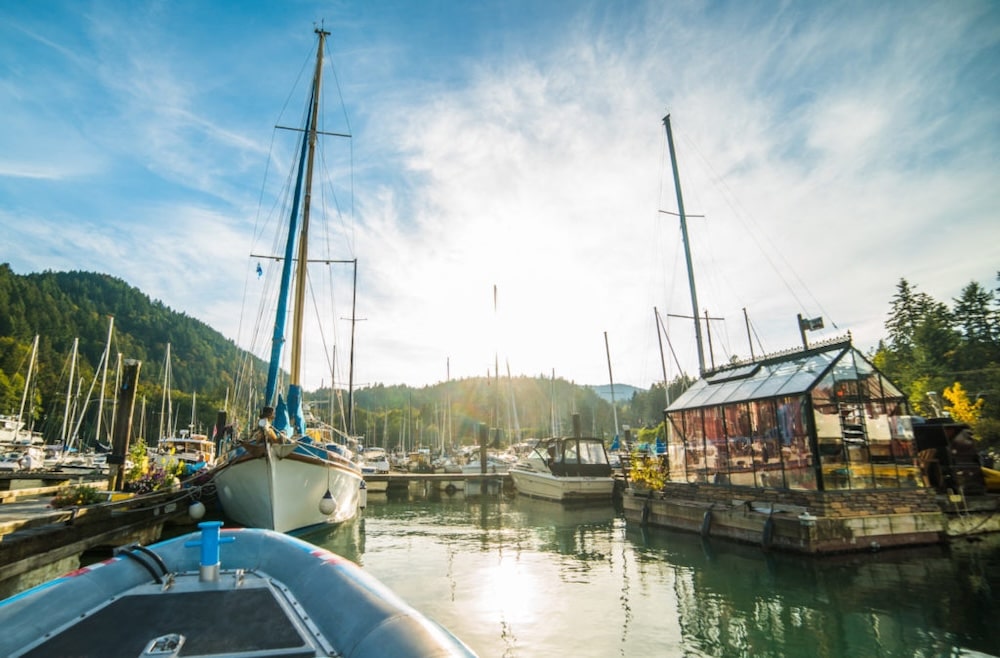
[1,1,998,391]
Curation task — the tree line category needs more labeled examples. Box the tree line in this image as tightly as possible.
[1,264,997,454]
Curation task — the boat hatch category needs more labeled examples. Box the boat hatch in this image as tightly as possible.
[13,572,333,658]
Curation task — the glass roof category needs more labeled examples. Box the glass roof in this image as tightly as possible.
[667,341,857,412]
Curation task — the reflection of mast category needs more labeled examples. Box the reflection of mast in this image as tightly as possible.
[662,114,705,376]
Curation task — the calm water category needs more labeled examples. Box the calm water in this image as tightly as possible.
[293,487,1000,658]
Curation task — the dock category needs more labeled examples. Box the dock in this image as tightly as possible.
[0,476,200,598]
[365,471,513,496]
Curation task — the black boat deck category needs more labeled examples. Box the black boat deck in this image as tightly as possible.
[21,576,325,657]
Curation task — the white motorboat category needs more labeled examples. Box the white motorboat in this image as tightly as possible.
[509,435,616,503]
[357,447,390,493]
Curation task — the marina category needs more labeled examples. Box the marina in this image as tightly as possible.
[0,460,999,656]
[0,6,997,657]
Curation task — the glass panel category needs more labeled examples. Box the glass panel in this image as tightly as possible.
[578,440,609,465]
[776,396,815,490]
[666,412,687,482]
[721,403,750,486]
[706,363,761,382]
[724,370,772,405]
[702,406,725,484]
[749,362,799,399]
[683,409,705,484]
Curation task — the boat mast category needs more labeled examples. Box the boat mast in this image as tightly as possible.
[95,317,114,447]
[289,28,327,389]
[264,31,324,406]
[604,331,619,440]
[347,258,357,435]
[160,343,172,440]
[15,335,39,442]
[60,338,78,445]
[662,114,706,376]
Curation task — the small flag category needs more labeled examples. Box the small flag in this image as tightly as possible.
[256,262,263,278]
[799,316,824,331]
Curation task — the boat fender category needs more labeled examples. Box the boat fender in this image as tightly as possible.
[701,509,713,538]
[761,515,774,550]
[359,479,368,510]
[641,500,651,526]
[319,489,338,515]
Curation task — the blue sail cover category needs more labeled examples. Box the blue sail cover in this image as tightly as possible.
[285,384,306,436]
[273,394,292,436]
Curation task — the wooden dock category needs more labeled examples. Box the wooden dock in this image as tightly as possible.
[364,471,512,495]
[0,481,197,598]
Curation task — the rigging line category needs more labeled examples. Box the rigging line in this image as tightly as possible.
[251,40,315,246]
[746,314,769,357]
[305,270,337,390]
[679,130,837,328]
[322,30,357,255]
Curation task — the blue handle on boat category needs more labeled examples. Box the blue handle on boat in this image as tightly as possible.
[185,521,234,567]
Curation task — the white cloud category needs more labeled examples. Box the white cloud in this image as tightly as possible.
[1,1,997,392]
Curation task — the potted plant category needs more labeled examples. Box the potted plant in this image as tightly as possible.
[628,451,666,495]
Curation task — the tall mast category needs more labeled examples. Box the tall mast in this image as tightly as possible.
[60,338,78,444]
[289,27,327,387]
[16,335,39,441]
[160,343,172,439]
[604,331,619,440]
[347,258,357,435]
[265,29,327,406]
[663,114,706,376]
[95,317,114,447]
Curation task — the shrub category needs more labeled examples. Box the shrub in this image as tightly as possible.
[51,484,105,508]
[628,451,666,491]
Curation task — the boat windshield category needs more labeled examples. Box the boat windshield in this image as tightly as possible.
[563,439,609,465]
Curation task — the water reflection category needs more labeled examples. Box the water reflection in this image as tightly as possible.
[298,491,1000,658]
[630,525,1000,658]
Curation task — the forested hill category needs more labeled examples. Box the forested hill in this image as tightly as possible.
[0,264,248,428]
[0,265,678,446]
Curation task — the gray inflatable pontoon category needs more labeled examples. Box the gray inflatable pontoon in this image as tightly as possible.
[0,522,477,657]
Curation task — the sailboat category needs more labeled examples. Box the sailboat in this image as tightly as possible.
[153,346,216,474]
[211,28,363,534]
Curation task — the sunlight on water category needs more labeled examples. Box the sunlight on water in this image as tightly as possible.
[301,490,1000,658]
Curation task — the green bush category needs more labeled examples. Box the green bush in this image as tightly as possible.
[50,484,105,508]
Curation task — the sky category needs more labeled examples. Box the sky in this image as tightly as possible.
[1,1,998,392]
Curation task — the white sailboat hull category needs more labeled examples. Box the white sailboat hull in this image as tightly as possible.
[509,467,615,502]
[214,443,362,533]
